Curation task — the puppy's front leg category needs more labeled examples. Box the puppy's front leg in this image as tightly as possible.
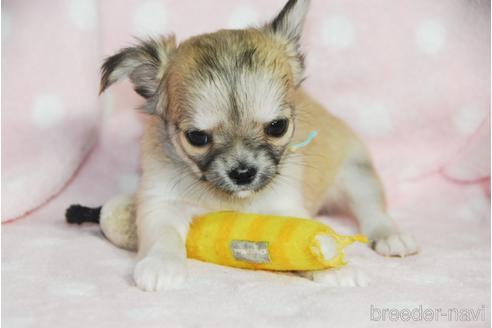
[134,201,195,292]
[338,157,418,257]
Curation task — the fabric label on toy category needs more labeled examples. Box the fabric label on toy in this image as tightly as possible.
[230,240,270,264]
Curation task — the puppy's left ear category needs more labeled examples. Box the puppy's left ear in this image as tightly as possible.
[266,0,310,85]
[100,36,176,114]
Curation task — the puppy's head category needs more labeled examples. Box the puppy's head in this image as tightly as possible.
[100,0,309,198]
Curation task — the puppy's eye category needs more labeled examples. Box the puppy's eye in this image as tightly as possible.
[265,119,289,138]
[185,130,211,147]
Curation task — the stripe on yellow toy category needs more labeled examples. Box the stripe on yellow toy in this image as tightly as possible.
[186,211,368,271]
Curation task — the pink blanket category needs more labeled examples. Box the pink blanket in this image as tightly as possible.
[2,1,490,327]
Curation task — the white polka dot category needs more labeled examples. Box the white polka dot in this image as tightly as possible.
[68,0,97,30]
[133,0,167,36]
[31,95,65,129]
[118,173,140,193]
[321,16,354,49]
[2,10,12,40]
[54,282,98,297]
[399,166,421,180]
[228,6,259,29]
[102,90,115,119]
[357,102,393,136]
[457,188,490,223]
[452,105,486,135]
[3,175,27,194]
[415,20,446,54]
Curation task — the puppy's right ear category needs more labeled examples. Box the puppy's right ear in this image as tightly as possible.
[265,0,310,86]
[270,0,310,43]
[100,36,176,103]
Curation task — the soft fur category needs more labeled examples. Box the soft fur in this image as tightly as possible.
[100,0,418,292]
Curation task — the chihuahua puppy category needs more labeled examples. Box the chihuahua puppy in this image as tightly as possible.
[100,0,417,291]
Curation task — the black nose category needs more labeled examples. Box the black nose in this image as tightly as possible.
[228,165,257,185]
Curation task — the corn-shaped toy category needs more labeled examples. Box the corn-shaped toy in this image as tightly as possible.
[67,195,368,272]
[186,211,367,271]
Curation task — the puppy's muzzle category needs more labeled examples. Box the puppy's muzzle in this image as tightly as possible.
[227,165,257,185]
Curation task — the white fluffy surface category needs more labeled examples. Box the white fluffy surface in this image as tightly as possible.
[2,133,490,326]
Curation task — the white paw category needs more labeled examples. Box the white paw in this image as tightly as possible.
[133,255,187,292]
[309,266,368,287]
[372,233,418,257]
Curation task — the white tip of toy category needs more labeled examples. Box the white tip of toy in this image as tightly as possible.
[316,234,337,262]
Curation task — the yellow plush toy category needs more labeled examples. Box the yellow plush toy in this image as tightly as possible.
[66,195,367,271]
[187,211,367,271]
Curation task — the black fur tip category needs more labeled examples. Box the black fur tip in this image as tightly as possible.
[65,204,102,225]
